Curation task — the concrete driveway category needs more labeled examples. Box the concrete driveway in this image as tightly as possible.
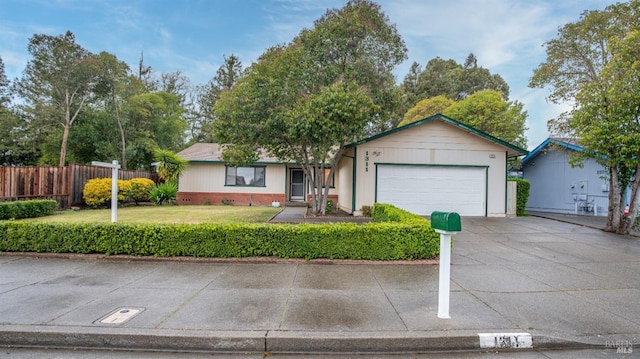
[0,215,638,354]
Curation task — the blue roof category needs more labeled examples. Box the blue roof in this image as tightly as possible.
[522,138,584,165]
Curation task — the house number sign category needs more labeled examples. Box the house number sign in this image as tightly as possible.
[365,151,369,172]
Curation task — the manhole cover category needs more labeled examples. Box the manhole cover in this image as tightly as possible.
[97,307,145,324]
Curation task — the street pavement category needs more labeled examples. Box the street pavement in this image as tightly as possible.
[0,212,639,356]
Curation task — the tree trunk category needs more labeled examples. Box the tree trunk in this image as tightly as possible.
[605,167,619,232]
[59,91,71,167]
[621,160,640,234]
[59,122,70,167]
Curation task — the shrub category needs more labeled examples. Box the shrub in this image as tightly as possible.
[372,203,428,224]
[83,178,132,208]
[361,205,373,217]
[127,178,156,204]
[508,178,530,216]
[150,182,178,205]
[0,202,440,261]
[326,200,334,213]
[0,200,58,220]
[0,221,439,260]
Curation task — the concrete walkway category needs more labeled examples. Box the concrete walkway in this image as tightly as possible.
[1,215,639,355]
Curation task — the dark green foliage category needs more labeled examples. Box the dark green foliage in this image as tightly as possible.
[149,182,178,205]
[0,203,440,260]
[326,200,334,213]
[509,178,530,216]
[0,200,58,220]
[0,221,439,260]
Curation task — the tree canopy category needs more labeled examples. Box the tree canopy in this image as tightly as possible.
[398,95,454,126]
[397,53,510,125]
[13,31,98,166]
[4,31,190,169]
[192,54,244,144]
[530,0,640,234]
[214,0,406,214]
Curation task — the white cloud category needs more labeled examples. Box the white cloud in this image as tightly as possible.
[382,0,559,66]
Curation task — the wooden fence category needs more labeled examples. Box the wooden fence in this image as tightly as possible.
[0,164,160,208]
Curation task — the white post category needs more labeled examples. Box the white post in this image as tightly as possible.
[110,160,118,223]
[437,231,452,319]
[91,160,121,223]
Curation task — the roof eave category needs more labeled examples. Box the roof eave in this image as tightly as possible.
[346,114,528,157]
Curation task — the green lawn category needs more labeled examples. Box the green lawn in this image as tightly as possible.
[22,205,282,224]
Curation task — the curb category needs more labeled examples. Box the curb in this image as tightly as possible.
[0,326,266,353]
[0,326,612,354]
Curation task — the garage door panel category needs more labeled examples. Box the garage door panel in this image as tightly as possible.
[377,165,485,216]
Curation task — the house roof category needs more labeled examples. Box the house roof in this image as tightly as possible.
[177,143,286,164]
[521,137,583,165]
[345,114,528,157]
[182,114,528,163]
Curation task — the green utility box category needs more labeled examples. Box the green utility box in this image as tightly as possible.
[431,211,461,232]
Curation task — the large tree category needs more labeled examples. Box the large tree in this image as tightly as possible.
[0,57,9,108]
[192,54,244,144]
[398,54,510,120]
[14,31,99,166]
[214,0,406,214]
[530,1,640,234]
[126,91,187,169]
[93,51,140,167]
[398,95,454,127]
[0,56,41,165]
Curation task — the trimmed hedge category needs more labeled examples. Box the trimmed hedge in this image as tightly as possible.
[0,203,440,260]
[508,178,530,216]
[0,221,438,260]
[0,200,58,220]
[372,203,429,223]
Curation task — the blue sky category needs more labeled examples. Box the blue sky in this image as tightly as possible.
[0,0,616,149]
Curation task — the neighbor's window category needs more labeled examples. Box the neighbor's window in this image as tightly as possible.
[225,166,265,186]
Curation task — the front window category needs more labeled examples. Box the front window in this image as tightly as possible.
[225,166,265,186]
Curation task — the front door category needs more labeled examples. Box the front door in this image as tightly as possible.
[290,169,305,201]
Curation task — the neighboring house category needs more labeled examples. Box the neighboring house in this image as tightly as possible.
[177,114,527,216]
[522,138,609,216]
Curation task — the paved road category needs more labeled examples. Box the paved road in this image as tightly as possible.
[0,215,639,355]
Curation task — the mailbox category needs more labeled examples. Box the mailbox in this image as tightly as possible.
[431,210,461,319]
[431,211,461,233]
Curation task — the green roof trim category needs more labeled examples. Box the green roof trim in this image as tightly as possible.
[345,114,529,157]
[187,160,293,165]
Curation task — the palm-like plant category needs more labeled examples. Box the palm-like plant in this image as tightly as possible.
[154,149,188,183]
[151,149,188,205]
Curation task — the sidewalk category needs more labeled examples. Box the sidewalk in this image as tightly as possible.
[1,215,639,354]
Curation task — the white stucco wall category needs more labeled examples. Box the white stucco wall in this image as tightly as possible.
[179,162,287,194]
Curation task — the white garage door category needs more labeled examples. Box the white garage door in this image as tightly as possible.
[376,165,486,216]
